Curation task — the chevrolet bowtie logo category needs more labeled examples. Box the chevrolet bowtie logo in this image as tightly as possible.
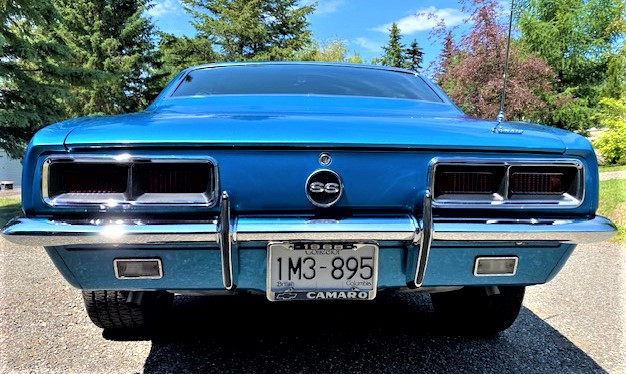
[275,292,297,300]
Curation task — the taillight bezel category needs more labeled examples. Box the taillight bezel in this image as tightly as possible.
[431,158,584,209]
[41,155,219,208]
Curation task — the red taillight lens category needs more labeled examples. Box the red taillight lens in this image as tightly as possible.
[134,163,213,194]
[510,172,564,194]
[49,163,128,195]
[508,166,578,197]
[434,165,506,197]
[438,172,496,194]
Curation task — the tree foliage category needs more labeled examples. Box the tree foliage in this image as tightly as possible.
[295,39,364,63]
[0,0,92,158]
[593,97,626,164]
[181,0,314,61]
[152,33,218,89]
[436,0,554,121]
[380,22,404,68]
[517,0,625,131]
[54,0,157,116]
[404,39,424,71]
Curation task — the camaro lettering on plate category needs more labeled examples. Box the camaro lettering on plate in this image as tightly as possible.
[306,291,369,300]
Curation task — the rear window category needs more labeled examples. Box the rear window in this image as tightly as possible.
[171,64,443,102]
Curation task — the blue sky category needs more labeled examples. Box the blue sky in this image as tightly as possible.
[147,0,474,70]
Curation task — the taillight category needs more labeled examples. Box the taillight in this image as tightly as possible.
[432,161,583,207]
[134,163,212,194]
[48,162,128,195]
[434,165,506,197]
[43,157,218,207]
[508,166,578,197]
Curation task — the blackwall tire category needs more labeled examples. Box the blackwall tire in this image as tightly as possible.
[82,290,173,331]
[430,286,525,336]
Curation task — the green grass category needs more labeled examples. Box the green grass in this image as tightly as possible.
[598,178,626,243]
[0,197,22,227]
[598,165,626,173]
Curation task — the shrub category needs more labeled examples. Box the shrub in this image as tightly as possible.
[593,97,626,165]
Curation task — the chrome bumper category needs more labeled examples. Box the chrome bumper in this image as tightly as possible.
[1,215,616,246]
[1,192,617,290]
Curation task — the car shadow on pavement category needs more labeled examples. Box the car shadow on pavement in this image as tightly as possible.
[105,292,608,374]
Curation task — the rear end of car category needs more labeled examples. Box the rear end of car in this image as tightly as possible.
[1,63,617,335]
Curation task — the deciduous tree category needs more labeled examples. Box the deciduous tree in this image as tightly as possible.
[436,0,555,122]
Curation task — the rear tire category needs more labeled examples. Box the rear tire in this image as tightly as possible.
[82,290,173,331]
[430,286,525,336]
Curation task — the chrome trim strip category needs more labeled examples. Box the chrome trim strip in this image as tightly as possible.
[433,215,617,243]
[0,218,219,246]
[218,192,236,290]
[430,158,585,209]
[473,256,518,277]
[234,216,417,242]
[412,190,432,288]
[113,258,163,279]
[41,154,220,208]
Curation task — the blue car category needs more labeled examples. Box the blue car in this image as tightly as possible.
[1,62,617,335]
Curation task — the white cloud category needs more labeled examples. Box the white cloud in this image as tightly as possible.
[147,0,183,18]
[353,37,382,53]
[302,0,345,15]
[372,6,466,34]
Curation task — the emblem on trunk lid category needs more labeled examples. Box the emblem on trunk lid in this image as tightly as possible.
[306,169,343,208]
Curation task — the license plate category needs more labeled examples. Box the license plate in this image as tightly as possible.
[266,242,379,301]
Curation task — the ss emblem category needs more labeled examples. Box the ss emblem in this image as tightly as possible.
[309,182,340,193]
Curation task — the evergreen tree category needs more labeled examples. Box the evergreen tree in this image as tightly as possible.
[404,39,424,71]
[181,0,314,61]
[381,23,404,68]
[517,0,624,131]
[151,33,219,95]
[54,0,157,115]
[0,0,91,158]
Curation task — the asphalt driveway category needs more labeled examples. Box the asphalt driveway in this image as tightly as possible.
[1,239,624,373]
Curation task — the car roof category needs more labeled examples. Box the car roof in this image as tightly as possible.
[183,61,421,76]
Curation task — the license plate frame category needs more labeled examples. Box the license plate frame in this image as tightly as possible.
[266,241,379,301]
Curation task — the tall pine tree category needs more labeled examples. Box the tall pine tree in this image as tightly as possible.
[181,0,314,61]
[380,23,404,68]
[54,0,157,116]
[404,39,424,71]
[151,33,219,96]
[0,0,91,158]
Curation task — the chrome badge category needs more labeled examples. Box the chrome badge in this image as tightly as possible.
[305,169,343,208]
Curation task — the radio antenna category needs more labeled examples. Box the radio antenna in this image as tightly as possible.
[494,0,515,130]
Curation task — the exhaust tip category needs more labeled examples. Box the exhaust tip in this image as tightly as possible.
[114,258,163,279]
[474,256,518,276]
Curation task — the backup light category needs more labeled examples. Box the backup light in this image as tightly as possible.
[474,257,518,276]
[114,259,163,279]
